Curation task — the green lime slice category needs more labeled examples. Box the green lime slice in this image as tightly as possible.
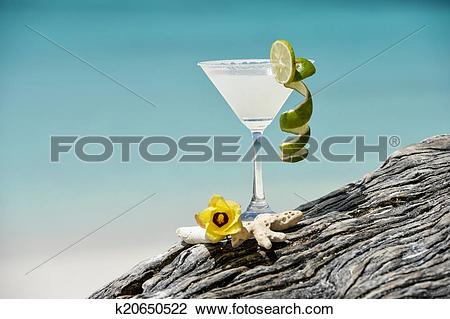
[271,39,316,164]
[280,81,312,134]
[281,148,309,163]
[280,127,310,158]
[270,40,296,84]
[295,57,316,80]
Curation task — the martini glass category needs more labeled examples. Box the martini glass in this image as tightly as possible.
[198,59,293,221]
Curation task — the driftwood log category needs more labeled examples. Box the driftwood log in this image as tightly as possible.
[90,135,450,299]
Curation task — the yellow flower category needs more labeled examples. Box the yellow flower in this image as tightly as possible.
[195,194,243,243]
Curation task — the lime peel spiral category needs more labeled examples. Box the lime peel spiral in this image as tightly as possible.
[270,40,316,163]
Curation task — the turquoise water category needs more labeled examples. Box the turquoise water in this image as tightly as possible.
[0,0,449,297]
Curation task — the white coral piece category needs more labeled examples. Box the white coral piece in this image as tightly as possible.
[176,210,303,249]
[176,226,212,244]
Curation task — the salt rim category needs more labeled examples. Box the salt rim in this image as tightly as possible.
[198,59,272,75]
[198,59,314,75]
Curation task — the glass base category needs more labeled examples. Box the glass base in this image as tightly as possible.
[241,199,275,221]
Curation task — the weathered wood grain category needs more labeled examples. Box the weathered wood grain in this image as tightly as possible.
[90,135,450,299]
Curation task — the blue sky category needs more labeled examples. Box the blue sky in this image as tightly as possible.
[0,0,449,297]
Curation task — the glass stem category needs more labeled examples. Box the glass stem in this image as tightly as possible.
[242,130,273,221]
[251,131,266,204]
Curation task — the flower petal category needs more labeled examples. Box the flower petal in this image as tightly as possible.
[223,219,243,235]
[205,228,226,243]
[195,207,215,228]
[225,200,241,222]
[226,200,241,213]
[208,194,230,211]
